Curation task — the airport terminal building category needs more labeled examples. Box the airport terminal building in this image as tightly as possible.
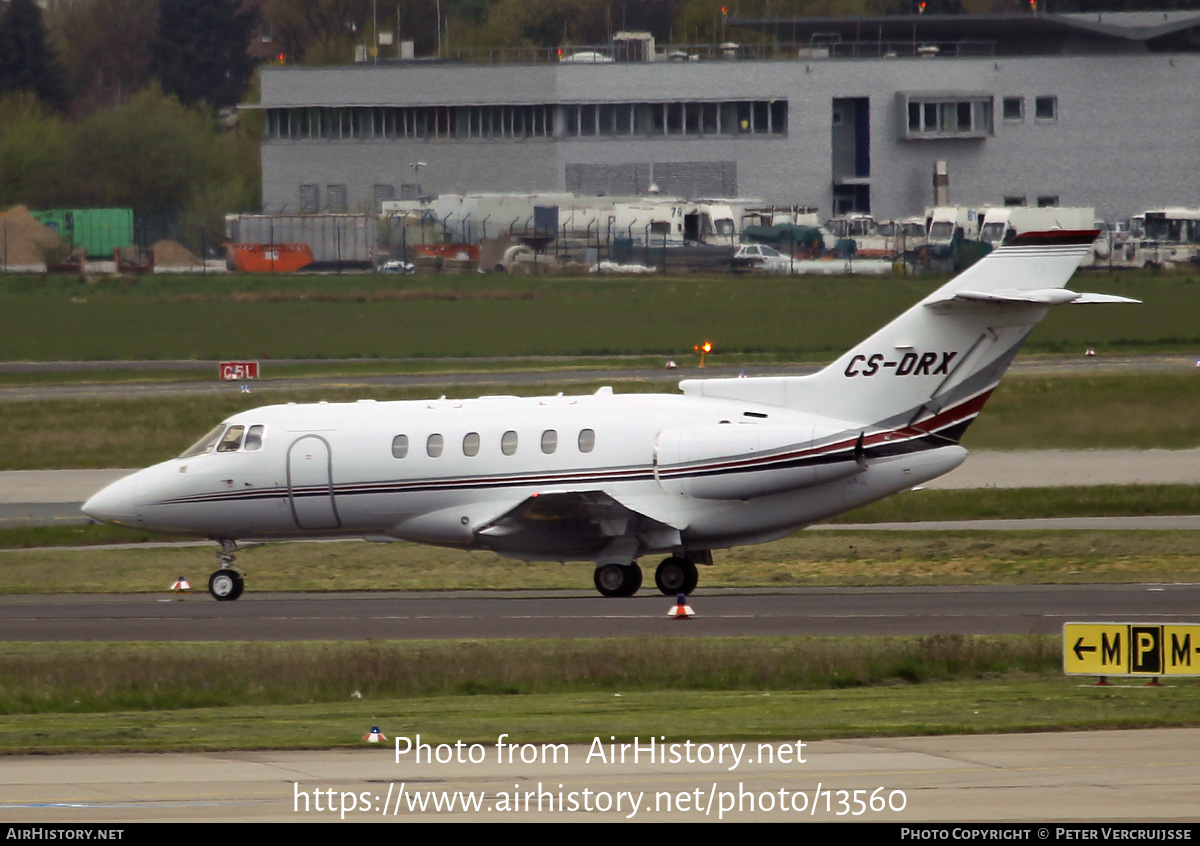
[250,12,1200,223]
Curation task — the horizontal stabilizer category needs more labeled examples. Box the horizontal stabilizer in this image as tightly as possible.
[927,288,1141,308]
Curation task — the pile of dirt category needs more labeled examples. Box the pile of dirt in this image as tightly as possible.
[152,239,202,268]
[0,206,66,269]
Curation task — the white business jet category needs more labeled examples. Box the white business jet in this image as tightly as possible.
[83,231,1134,601]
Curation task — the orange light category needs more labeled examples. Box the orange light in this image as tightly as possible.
[702,342,712,353]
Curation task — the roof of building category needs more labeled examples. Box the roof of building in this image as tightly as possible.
[732,11,1200,55]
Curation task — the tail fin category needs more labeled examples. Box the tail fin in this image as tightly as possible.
[680,231,1136,436]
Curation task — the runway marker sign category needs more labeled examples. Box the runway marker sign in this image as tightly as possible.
[219,361,260,381]
[1063,622,1200,676]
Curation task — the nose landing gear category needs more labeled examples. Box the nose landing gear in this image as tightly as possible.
[209,539,245,601]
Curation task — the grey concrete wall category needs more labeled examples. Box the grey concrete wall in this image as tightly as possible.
[256,54,1200,222]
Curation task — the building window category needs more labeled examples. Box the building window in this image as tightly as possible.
[1035,96,1057,121]
[462,432,480,457]
[266,100,786,143]
[501,430,518,456]
[1004,196,1026,207]
[426,434,444,458]
[900,93,993,139]
[326,184,347,213]
[1037,195,1059,208]
[299,184,319,213]
[391,435,409,459]
[1002,97,1024,122]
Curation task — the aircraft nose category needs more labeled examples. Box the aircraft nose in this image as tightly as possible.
[81,474,141,526]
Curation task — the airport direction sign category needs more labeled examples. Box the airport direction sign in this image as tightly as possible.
[219,361,260,381]
[1063,622,1200,677]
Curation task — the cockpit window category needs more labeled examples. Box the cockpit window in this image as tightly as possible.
[243,425,265,451]
[217,425,245,453]
[179,424,226,459]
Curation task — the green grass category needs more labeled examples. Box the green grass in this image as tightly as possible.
[0,269,1196,361]
[827,485,1200,523]
[0,638,1194,752]
[3,528,1198,593]
[966,371,1200,450]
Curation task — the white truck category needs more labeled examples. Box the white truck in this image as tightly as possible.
[1122,208,1200,268]
[923,205,987,256]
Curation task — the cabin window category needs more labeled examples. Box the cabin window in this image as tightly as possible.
[179,424,226,458]
[243,425,265,451]
[391,434,409,459]
[426,434,444,458]
[217,425,245,453]
[463,432,480,456]
[578,429,595,453]
[1035,96,1057,121]
[501,430,518,456]
[541,429,558,454]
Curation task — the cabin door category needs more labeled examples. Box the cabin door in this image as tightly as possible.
[287,435,341,530]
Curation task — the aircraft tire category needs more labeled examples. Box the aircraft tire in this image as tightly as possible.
[594,562,641,597]
[655,556,698,596]
[628,562,643,594]
[209,568,244,601]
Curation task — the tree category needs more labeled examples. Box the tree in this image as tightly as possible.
[150,0,260,109]
[262,0,439,65]
[0,94,70,207]
[66,86,239,218]
[0,0,70,111]
[45,0,158,112]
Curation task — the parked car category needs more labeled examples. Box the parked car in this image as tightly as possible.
[733,243,793,273]
[379,259,416,274]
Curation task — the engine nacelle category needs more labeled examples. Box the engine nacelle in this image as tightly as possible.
[654,423,864,501]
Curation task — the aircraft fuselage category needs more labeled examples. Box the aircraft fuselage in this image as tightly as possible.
[84,390,965,561]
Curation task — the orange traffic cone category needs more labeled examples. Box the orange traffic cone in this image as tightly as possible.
[667,594,694,620]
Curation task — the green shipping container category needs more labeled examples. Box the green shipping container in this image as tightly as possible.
[30,208,134,258]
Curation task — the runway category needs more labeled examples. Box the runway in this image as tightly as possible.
[2,729,1198,822]
[1,583,1198,641]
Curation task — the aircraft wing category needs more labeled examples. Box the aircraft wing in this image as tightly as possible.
[474,490,686,559]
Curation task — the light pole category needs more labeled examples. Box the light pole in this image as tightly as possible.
[409,161,427,198]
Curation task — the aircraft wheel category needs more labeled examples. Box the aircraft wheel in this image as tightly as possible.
[627,562,643,595]
[655,556,698,596]
[209,568,244,601]
[594,562,641,598]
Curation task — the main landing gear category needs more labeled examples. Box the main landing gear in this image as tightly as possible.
[654,556,699,596]
[594,562,642,598]
[592,555,702,598]
[209,539,245,601]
